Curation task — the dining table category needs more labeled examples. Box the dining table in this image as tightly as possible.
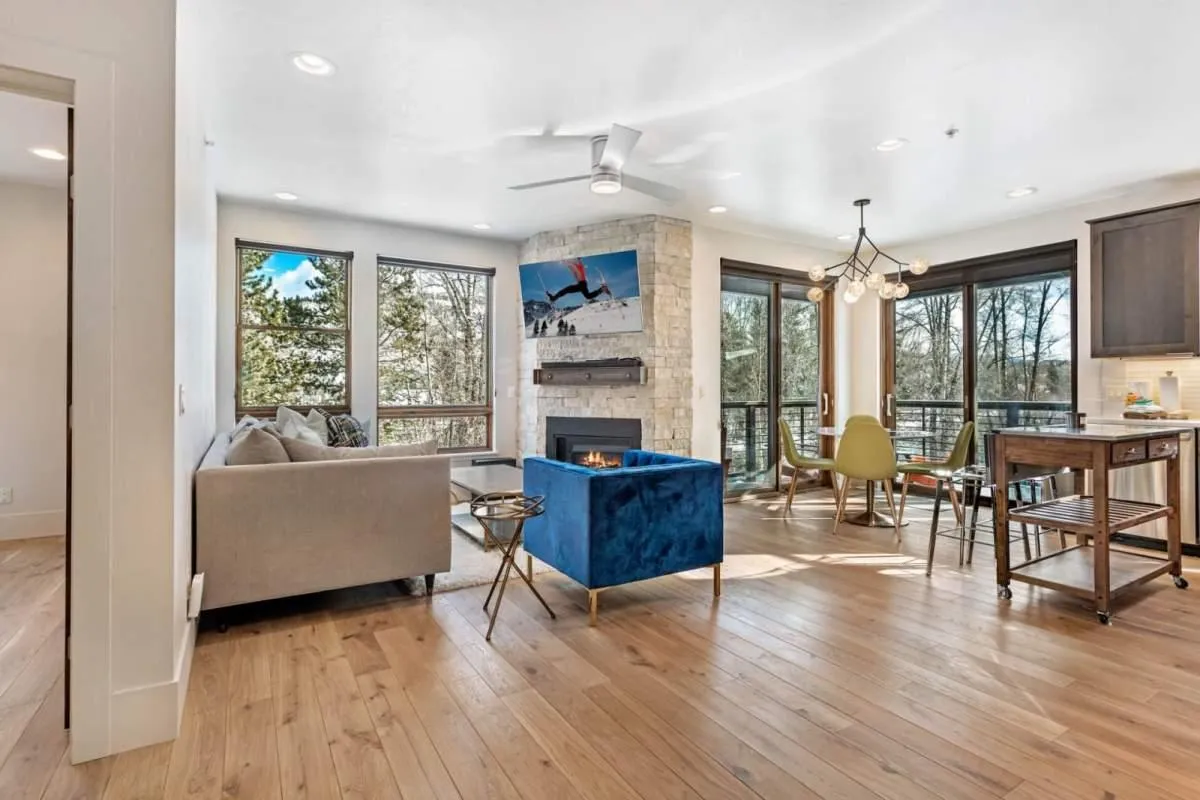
[816,425,934,527]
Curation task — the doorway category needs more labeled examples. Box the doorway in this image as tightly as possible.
[719,260,834,496]
[0,86,72,748]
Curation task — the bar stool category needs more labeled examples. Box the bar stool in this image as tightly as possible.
[473,492,555,641]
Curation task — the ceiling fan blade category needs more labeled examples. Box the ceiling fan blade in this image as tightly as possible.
[623,174,683,203]
[598,124,642,171]
[508,174,591,191]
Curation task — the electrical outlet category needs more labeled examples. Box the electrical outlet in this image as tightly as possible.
[0,487,12,505]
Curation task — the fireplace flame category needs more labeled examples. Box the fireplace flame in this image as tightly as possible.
[580,450,621,469]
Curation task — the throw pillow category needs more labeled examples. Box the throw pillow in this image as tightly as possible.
[281,437,437,462]
[226,428,290,466]
[230,416,279,447]
[306,408,331,445]
[326,413,370,447]
[276,405,323,445]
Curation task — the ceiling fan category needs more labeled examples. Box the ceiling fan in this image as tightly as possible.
[507,123,684,203]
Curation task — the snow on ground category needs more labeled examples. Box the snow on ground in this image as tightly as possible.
[525,298,643,337]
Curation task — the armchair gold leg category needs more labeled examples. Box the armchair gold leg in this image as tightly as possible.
[897,474,911,526]
[526,553,534,582]
[588,589,599,626]
[713,563,722,598]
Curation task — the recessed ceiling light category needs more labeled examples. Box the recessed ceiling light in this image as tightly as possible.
[708,205,728,214]
[874,138,908,152]
[29,147,66,161]
[292,52,336,76]
[1006,185,1038,198]
[835,233,854,241]
[473,222,492,230]
[274,191,299,201]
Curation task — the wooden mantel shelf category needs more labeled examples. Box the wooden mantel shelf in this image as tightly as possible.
[533,358,646,386]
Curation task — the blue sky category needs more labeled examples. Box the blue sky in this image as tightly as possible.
[519,250,641,308]
[255,251,318,299]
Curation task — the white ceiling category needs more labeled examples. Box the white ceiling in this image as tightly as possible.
[198,0,1200,244]
[0,91,68,186]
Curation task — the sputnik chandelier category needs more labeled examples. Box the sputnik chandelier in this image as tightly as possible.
[804,198,928,304]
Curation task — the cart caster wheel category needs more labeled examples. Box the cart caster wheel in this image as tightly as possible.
[997,585,1013,600]
[1173,575,1189,589]
[1096,611,1111,625]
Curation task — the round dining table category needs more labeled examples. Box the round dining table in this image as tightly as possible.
[816,426,934,527]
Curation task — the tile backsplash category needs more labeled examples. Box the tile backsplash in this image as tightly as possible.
[1100,358,1200,417]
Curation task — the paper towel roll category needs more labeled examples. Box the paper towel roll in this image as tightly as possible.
[1159,373,1181,411]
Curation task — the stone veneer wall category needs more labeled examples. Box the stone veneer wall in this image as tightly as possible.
[518,215,693,456]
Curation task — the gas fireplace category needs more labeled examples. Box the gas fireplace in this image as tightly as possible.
[545,416,642,469]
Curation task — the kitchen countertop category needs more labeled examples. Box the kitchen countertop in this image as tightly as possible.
[997,424,1194,442]
[1090,417,1200,428]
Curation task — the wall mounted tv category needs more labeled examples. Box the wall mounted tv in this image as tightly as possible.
[519,249,643,338]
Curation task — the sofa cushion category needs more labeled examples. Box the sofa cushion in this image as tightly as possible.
[276,405,324,445]
[327,413,370,447]
[226,428,291,466]
[306,408,331,445]
[282,437,437,462]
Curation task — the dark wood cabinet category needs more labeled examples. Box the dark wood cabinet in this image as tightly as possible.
[1089,200,1200,357]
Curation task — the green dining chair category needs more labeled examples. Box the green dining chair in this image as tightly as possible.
[833,419,900,540]
[779,418,835,515]
[896,422,975,527]
[844,414,879,428]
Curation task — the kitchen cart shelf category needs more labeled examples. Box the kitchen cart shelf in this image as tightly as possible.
[1010,545,1176,598]
[1007,495,1171,536]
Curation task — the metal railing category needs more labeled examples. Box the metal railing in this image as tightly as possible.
[721,399,1072,483]
[895,399,1072,463]
[721,400,819,482]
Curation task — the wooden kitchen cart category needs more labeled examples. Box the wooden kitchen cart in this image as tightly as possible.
[993,425,1190,623]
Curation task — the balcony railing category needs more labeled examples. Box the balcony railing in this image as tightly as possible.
[721,399,1072,484]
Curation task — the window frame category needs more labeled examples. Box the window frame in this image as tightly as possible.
[375,256,496,454]
[234,238,354,419]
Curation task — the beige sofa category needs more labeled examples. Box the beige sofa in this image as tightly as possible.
[195,432,451,610]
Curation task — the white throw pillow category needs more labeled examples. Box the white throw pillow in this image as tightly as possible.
[305,409,330,445]
[276,405,323,445]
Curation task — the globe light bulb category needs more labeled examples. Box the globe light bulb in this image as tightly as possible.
[894,282,910,299]
[806,286,824,303]
[865,272,885,290]
[848,279,866,298]
[807,265,827,282]
[843,287,861,304]
[909,258,929,276]
[879,281,897,299]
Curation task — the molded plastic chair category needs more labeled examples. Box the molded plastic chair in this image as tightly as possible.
[779,418,835,515]
[844,414,879,428]
[833,419,900,539]
[896,422,975,526]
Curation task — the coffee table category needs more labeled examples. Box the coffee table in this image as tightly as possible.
[451,464,524,549]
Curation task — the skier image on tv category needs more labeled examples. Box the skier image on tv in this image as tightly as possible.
[545,258,611,304]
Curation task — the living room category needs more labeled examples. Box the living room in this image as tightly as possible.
[4,0,1200,796]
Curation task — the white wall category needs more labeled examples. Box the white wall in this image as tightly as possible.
[216,201,522,455]
[1,0,180,761]
[852,177,1200,418]
[0,181,67,541]
[172,0,217,724]
[691,225,844,461]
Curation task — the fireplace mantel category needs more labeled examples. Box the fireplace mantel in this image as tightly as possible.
[533,358,646,386]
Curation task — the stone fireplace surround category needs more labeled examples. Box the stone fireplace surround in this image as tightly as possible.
[518,215,693,458]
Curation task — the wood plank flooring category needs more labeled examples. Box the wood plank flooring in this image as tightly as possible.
[14,494,1200,798]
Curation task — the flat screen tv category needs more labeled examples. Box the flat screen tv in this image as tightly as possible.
[519,249,643,338]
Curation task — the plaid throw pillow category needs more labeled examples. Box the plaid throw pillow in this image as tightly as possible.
[326,413,369,447]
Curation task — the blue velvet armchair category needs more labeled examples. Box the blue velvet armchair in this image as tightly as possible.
[522,450,724,623]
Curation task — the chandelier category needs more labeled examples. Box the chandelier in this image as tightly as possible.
[804,199,928,304]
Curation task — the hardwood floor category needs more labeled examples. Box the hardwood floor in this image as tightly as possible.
[14,493,1200,798]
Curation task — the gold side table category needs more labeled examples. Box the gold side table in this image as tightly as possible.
[472,492,556,640]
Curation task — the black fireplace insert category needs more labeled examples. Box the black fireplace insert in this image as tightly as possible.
[545,416,642,469]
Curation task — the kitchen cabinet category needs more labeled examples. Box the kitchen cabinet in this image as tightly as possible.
[1089,199,1200,357]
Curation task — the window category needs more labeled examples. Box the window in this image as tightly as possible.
[236,240,351,416]
[377,258,493,452]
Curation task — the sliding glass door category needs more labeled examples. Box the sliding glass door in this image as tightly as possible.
[883,243,1076,467]
[721,265,832,496]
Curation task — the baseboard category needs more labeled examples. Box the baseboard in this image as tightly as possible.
[0,510,65,540]
[107,617,197,756]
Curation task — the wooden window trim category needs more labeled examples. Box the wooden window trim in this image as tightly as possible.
[235,239,353,418]
[376,258,494,452]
